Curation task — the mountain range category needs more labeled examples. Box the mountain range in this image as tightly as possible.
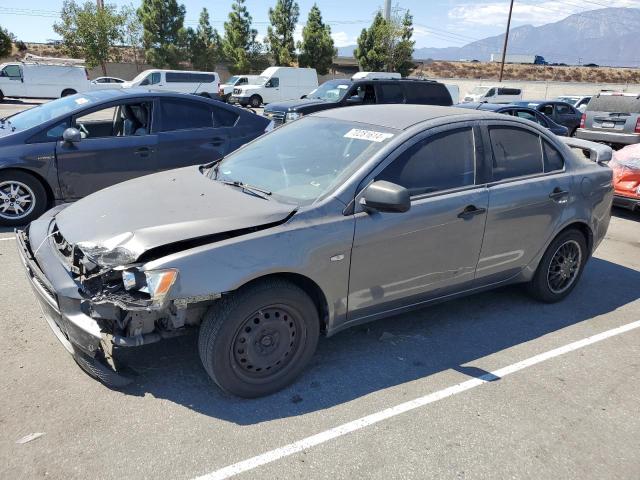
[337,8,640,67]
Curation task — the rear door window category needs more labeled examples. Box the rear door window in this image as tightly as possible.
[212,105,239,127]
[160,99,213,131]
[543,140,564,172]
[377,128,476,196]
[488,126,543,181]
[378,83,405,104]
[404,83,453,106]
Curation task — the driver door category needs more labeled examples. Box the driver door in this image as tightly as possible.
[55,100,158,200]
[0,64,25,97]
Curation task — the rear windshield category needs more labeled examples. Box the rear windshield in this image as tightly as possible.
[586,95,640,114]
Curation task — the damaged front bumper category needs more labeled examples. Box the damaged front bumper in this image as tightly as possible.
[15,216,143,388]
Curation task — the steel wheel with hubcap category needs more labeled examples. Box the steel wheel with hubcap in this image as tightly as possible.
[198,279,320,397]
[528,229,587,303]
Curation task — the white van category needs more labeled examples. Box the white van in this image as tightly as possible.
[123,69,220,96]
[352,71,401,80]
[218,74,259,102]
[230,66,318,107]
[0,59,90,101]
[462,85,522,103]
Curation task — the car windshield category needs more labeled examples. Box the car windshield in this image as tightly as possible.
[470,87,490,95]
[256,75,269,85]
[131,71,151,83]
[210,117,397,205]
[227,76,240,85]
[3,94,97,131]
[306,81,352,101]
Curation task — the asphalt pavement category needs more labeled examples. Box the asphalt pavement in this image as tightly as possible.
[0,98,639,480]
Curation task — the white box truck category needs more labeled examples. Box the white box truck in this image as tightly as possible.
[230,67,318,107]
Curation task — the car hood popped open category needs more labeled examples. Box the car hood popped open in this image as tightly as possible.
[54,166,296,264]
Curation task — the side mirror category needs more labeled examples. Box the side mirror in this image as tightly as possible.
[361,180,410,213]
[346,96,363,105]
[63,127,81,144]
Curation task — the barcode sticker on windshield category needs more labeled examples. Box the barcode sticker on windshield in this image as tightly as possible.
[344,129,394,142]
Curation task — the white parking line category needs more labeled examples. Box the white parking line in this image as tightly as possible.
[0,237,15,242]
[192,319,640,480]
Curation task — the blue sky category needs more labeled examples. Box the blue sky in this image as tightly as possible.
[1,0,639,48]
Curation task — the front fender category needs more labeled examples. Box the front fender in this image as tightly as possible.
[144,205,356,331]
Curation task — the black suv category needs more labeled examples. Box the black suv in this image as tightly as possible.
[263,78,453,126]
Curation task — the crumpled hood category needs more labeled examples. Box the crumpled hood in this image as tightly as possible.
[55,166,296,264]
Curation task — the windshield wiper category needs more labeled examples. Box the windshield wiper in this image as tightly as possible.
[220,180,272,199]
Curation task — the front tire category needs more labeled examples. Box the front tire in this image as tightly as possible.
[527,229,588,303]
[198,279,320,398]
[61,89,77,97]
[0,170,48,226]
[249,95,262,108]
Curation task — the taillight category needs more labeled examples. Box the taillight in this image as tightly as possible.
[579,114,585,129]
[635,118,640,134]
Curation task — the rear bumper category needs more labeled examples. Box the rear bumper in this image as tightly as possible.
[612,194,640,210]
[15,219,131,387]
[576,129,640,145]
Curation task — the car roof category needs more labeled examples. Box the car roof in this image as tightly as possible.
[311,104,487,130]
[73,88,213,102]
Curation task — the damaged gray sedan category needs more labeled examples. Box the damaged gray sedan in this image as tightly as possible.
[16,105,614,397]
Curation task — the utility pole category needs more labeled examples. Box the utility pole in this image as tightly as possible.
[96,0,107,75]
[383,0,391,21]
[498,0,514,82]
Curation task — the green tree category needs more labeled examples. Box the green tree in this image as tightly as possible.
[0,28,12,58]
[121,3,144,72]
[137,0,186,68]
[297,4,336,75]
[222,0,266,74]
[54,1,124,75]
[187,8,221,71]
[266,0,299,66]
[354,11,387,71]
[354,9,415,76]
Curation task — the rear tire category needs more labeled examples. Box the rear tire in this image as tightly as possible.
[0,170,48,226]
[527,229,588,303]
[198,279,320,398]
[249,95,262,108]
[0,90,4,102]
[61,89,77,97]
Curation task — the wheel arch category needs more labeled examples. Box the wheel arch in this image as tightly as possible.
[235,272,329,334]
[0,166,55,209]
[556,220,593,255]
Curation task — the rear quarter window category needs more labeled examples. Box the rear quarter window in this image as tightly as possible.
[586,95,640,114]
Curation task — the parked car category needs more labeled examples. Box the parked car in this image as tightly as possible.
[90,77,125,90]
[230,66,318,107]
[576,92,640,148]
[218,75,259,102]
[16,105,613,397]
[0,58,90,101]
[122,69,220,97]
[0,89,270,225]
[512,100,582,136]
[555,95,591,112]
[609,143,640,210]
[462,85,522,103]
[264,77,453,126]
[456,102,569,136]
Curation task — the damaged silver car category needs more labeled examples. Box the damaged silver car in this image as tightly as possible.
[17,105,614,397]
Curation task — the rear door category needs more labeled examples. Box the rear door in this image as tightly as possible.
[348,123,489,320]
[156,97,238,169]
[55,99,158,200]
[475,121,571,284]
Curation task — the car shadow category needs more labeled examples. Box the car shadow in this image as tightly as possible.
[116,257,640,425]
[612,206,639,221]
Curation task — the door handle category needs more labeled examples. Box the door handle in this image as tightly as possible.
[134,147,151,157]
[549,187,569,201]
[457,205,487,219]
[210,137,225,146]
